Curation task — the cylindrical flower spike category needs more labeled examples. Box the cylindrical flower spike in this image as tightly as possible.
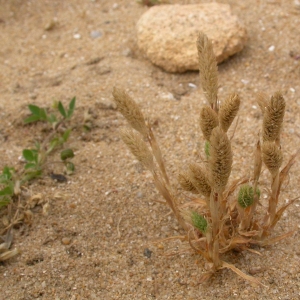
[120,128,154,171]
[113,87,148,137]
[208,127,232,192]
[178,171,198,194]
[197,32,219,108]
[188,163,211,198]
[262,141,283,177]
[219,93,240,132]
[262,91,285,143]
[199,106,219,141]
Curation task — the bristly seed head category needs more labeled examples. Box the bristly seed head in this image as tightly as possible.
[112,87,148,137]
[219,93,240,132]
[262,141,283,176]
[238,184,260,208]
[178,172,198,194]
[208,127,232,192]
[197,32,219,107]
[262,91,285,143]
[188,163,211,197]
[199,106,219,141]
[191,211,208,233]
[120,128,154,171]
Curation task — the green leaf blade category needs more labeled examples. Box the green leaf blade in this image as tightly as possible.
[67,97,76,119]
[58,101,67,118]
[60,149,74,161]
[24,115,41,124]
[0,186,14,196]
[28,104,41,116]
[23,149,37,162]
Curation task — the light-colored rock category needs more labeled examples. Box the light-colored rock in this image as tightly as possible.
[136,3,247,73]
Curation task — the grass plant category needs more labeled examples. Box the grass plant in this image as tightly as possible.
[113,32,298,284]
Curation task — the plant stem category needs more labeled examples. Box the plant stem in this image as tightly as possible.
[209,191,221,268]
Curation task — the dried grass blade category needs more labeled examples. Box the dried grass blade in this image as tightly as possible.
[279,149,300,190]
[187,229,211,261]
[221,261,264,286]
[0,248,19,261]
[219,236,252,253]
[270,197,299,229]
[199,272,213,284]
[258,230,295,246]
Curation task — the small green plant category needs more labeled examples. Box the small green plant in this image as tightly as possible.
[0,97,78,261]
[22,97,76,180]
[0,167,16,208]
[113,32,299,284]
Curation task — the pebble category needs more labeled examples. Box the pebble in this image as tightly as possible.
[160,92,176,101]
[188,83,197,89]
[90,30,102,39]
[268,45,275,52]
[73,33,81,39]
[62,237,72,245]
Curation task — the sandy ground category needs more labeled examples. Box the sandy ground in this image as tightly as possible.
[0,0,300,299]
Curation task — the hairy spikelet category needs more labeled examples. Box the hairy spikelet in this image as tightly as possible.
[199,106,219,141]
[188,163,211,197]
[178,172,198,194]
[208,127,232,191]
[257,92,268,114]
[219,94,240,132]
[113,87,148,137]
[120,128,154,170]
[197,32,218,107]
[262,91,285,142]
[262,141,283,176]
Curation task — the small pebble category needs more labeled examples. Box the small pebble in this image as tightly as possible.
[73,33,81,39]
[143,248,152,258]
[90,30,102,39]
[62,237,72,245]
[160,92,175,101]
[268,45,275,52]
[188,83,197,88]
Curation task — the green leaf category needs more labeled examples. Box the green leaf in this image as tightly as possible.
[2,167,14,180]
[23,149,37,162]
[34,141,41,151]
[39,108,48,121]
[47,138,59,154]
[22,169,42,182]
[0,197,10,208]
[62,129,71,142]
[58,101,67,118]
[47,113,57,124]
[24,115,41,124]
[65,162,75,175]
[0,186,14,196]
[67,97,76,119]
[24,163,37,170]
[60,149,74,161]
[28,104,41,116]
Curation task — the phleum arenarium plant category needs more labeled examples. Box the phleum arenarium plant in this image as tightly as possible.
[113,32,299,284]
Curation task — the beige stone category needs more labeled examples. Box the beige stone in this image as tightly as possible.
[136,3,247,73]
